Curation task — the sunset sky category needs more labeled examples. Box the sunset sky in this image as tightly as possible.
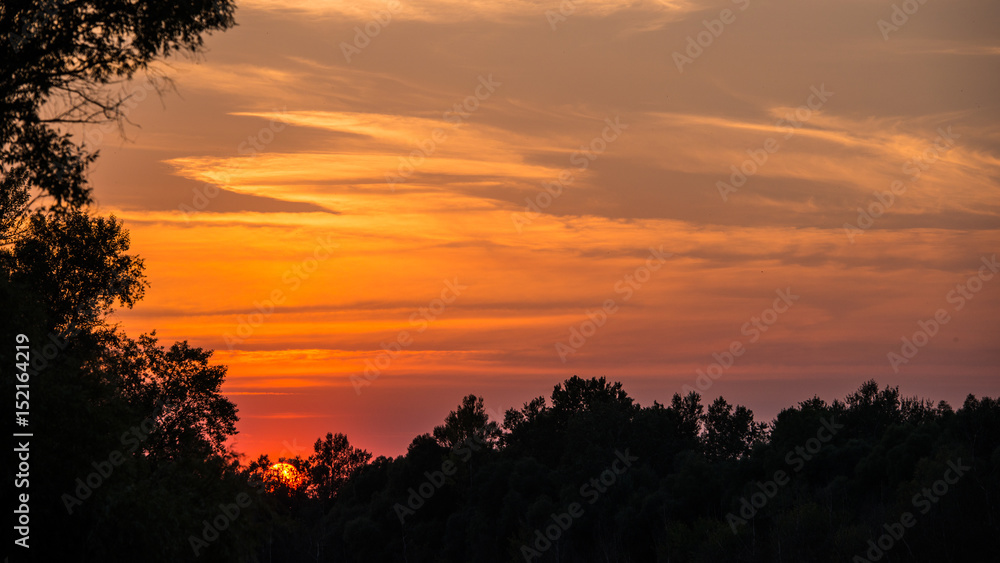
[84,0,999,459]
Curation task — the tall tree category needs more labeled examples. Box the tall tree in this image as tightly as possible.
[702,396,767,460]
[93,331,240,460]
[549,375,634,416]
[434,394,501,449]
[2,3,244,560]
[1,0,237,209]
[308,432,372,502]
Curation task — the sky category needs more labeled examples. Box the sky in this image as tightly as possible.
[84,0,999,460]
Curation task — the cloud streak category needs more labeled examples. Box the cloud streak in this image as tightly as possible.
[88,0,1000,458]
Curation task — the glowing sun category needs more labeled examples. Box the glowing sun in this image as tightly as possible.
[264,462,304,490]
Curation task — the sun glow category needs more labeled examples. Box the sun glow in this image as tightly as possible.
[264,462,305,490]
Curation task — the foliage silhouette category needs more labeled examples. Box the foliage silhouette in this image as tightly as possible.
[2,2,997,561]
[275,379,997,563]
[1,0,237,210]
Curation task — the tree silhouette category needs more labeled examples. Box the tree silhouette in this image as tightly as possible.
[1,3,249,560]
[1,0,237,209]
[2,211,146,334]
[433,394,500,449]
[308,432,372,502]
[95,331,239,460]
[703,396,767,460]
[291,377,998,562]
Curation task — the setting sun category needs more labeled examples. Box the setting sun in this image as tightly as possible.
[264,462,305,491]
[5,0,998,560]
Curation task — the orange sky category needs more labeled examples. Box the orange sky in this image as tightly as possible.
[84,0,999,459]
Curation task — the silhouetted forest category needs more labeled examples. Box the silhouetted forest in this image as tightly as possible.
[2,2,998,562]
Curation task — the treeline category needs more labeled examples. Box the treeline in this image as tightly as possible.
[246,378,998,563]
[2,2,998,561]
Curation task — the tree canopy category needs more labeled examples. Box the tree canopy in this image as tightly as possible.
[2,2,243,560]
[1,0,236,209]
[2,2,996,561]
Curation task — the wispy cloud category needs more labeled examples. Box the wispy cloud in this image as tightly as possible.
[239,0,697,24]
[91,0,1000,458]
